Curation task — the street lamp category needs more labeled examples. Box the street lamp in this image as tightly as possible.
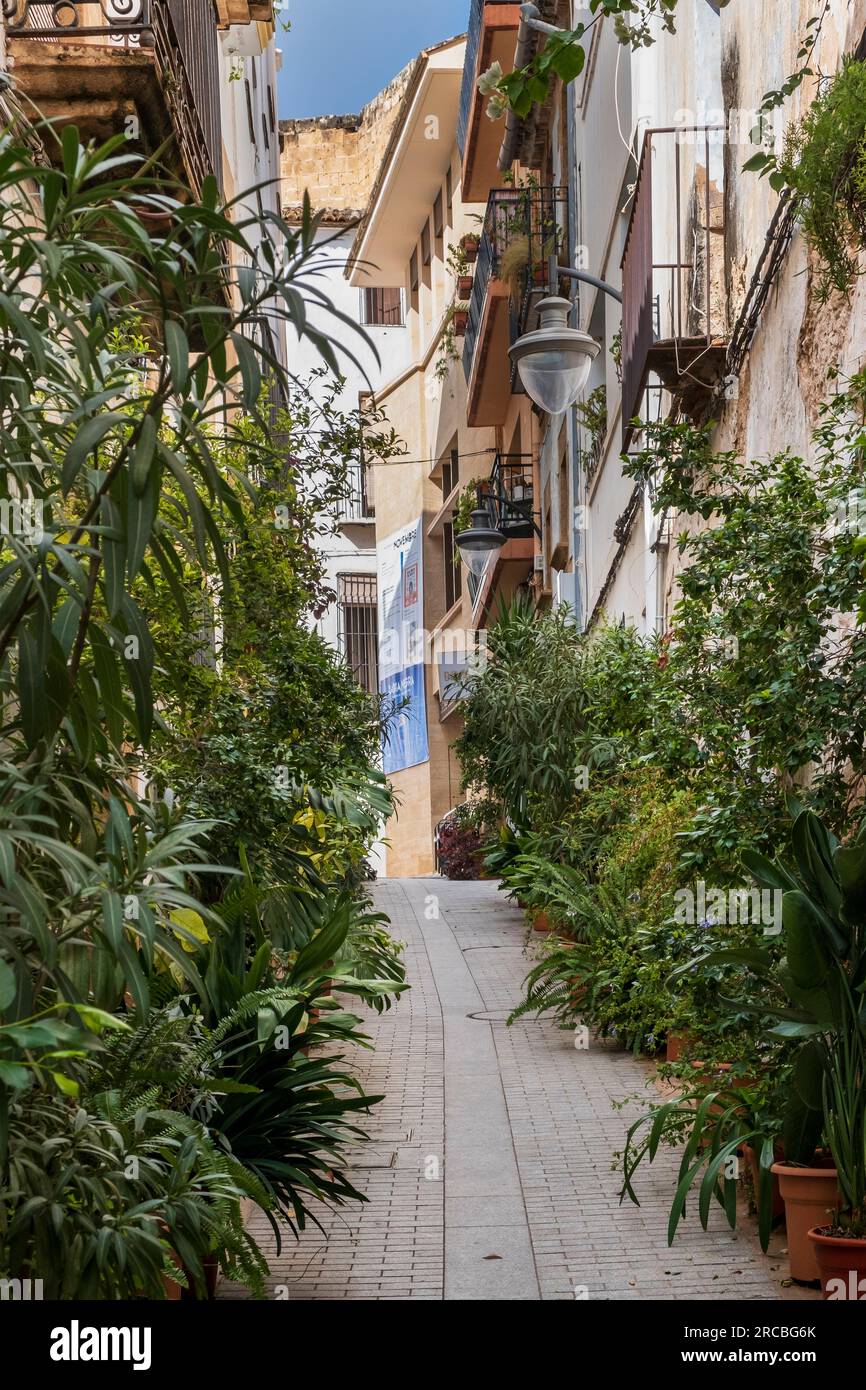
[509,296,600,416]
[455,503,506,578]
[509,268,623,416]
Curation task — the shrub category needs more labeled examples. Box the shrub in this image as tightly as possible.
[437,806,484,880]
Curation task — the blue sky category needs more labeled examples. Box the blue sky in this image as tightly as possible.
[277,0,471,118]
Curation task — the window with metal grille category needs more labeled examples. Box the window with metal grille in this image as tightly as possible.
[338,575,379,696]
[443,521,462,613]
[360,288,403,327]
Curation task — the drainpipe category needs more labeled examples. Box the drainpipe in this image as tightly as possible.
[497,3,555,171]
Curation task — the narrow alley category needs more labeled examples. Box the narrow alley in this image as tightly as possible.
[226,880,817,1302]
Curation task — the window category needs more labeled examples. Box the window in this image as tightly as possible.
[433,191,447,254]
[443,522,462,613]
[409,248,419,310]
[441,447,459,499]
[267,85,276,135]
[361,288,403,327]
[338,575,379,696]
[446,166,453,224]
[244,80,256,146]
[421,219,432,268]
[261,110,270,151]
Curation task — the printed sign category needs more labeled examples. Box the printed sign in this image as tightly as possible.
[377,517,429,774]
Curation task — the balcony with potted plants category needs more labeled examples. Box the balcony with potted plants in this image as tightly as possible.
[462,181,567,427]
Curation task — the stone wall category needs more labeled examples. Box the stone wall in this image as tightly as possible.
[280,59,415,224]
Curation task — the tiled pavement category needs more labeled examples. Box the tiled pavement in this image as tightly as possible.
[222,877,819,1301]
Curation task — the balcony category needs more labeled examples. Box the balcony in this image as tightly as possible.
[467,452,535,617]
[457,0,521,203]
[337,460,375,526]
[621,126,727,447]
[462,185,567,428]
[6,1,224,195]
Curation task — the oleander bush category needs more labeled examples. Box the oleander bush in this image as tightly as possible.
[0,124,406,1298]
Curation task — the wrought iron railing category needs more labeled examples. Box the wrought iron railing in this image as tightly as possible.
[6,0,223,193]
[4,1,151,44]
[457,0,484,159]
[337,460,375,522]
[473,452,535,539]
[458,0,517,157]
[621,126,726,437]
[153,0,223,194]
[462,185,568,386]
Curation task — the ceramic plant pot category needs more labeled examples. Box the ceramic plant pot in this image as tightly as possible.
[772,1162,840,1282]
[809,1228,866,1300]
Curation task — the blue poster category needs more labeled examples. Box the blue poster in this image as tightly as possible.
[377,517,429,774]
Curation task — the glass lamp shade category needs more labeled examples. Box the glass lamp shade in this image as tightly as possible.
[456,506,505,579]
[509,296,600,415]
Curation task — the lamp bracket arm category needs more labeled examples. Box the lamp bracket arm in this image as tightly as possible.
[551,262,623,304]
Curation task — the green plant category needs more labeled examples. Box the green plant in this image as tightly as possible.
[0,118,403,1299]
[776,58,866,300]
[678,807,866,1166]
[479,3,680,121]
[0,1089,260,1299]
[610,327,622,383]
[446,241,470,278]
[575,384,608,449]
[452,480,483,543]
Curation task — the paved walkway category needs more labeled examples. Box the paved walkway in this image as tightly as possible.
[224,878,818,1301]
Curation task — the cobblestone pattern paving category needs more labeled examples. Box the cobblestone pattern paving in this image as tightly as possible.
[223,877,819,1302]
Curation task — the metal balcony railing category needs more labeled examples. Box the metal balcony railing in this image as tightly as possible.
[4,1,150,42]
[621,126,726,442]
[6,0,223,193]
[337,460,375,523]
[457,0,516,157]
[462,185,568,386]
[479,452,535,539]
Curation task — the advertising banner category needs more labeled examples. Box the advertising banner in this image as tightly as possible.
[377,517,429,774]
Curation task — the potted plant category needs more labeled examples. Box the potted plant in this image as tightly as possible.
[446,241,474,298]
[460,232,480,262]
[452,301,469,336]
[807,1024,866,1296]
[680,807,866,1281]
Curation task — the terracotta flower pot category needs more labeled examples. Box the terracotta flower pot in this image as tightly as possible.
[809,1227,866,1299]
[452,310,468,335]
[460,235,479,261]
[772,1161,840,1282]
[666,1030,691,1062]
[457,274,473,297]
[531,910,552,933]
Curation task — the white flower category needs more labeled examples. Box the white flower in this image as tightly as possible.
[486,92,510,122]
[477,61,504,96]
